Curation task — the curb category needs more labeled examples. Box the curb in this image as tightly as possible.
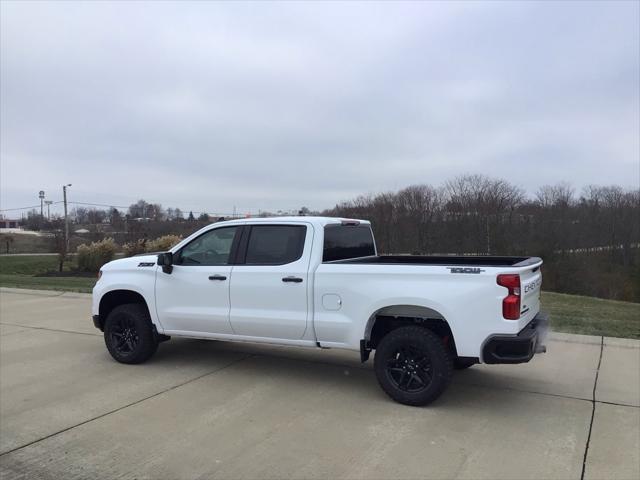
[0,287,92,298]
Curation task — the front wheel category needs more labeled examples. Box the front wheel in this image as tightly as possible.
[374,326,453,406]
[104,304,158,364]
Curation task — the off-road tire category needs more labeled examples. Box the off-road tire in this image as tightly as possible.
[104,303,158,364]
[374,326,453,406]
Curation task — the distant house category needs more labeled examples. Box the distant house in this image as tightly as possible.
[0,218,20,229]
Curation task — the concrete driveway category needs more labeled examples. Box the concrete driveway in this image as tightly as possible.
[0,288,638,480]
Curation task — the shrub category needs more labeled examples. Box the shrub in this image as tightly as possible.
[122,235,182,257]
[122,239,146,257]
[145,235,182,253]
[76,238,117,272]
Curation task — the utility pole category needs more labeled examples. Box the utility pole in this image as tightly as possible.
[39,191,45,218]
[45,201,53,220]
[63,184,72,250]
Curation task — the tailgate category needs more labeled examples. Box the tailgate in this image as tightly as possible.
[517,261,543,326]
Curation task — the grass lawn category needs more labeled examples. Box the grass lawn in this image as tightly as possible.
[0,233,54,254]
[0,255,96,293]
[0,255,68,275]
[0,274,96,293]
[542,291,639,340]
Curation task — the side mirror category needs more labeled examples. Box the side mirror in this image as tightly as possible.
[157,252,173,274]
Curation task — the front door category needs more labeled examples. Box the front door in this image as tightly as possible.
[155,226,240,335]
[230,224,311,340]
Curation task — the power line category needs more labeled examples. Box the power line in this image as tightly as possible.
[0,202,63,212]
[66,202,301,217]
[69,201,129,209]
[67,202,225,216]
[1,199,303,217]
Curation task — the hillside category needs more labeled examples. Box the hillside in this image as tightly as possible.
[542,291,639,339]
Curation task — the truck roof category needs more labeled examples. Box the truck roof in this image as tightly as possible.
[213,216,370,228]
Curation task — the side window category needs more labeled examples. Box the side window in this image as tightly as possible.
[244,225,306,265]
[323,225,376,262]
[177,227,239,266]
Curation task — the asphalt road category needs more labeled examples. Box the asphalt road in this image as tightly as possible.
[0,288,638,480]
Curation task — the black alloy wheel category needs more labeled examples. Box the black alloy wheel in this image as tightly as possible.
[384,345,433,393]
[104,303,158,364]
[109,315,141,356]
[374,325,453,406]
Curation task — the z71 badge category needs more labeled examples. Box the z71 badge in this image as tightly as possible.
[447,267,485,274]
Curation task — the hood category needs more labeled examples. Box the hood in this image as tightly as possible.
[101,254,158,271]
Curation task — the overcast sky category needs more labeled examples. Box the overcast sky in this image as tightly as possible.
[1,0,638,217]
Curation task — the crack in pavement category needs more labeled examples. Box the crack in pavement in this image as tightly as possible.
[595,399,639,408]
[0,353,256,458]
[0,290,67,298]
[0,322,101,337]
[0,327,28,337]
[0,318,633,478]
[580,336,604,480]
[4,322,637,409]
[456,379,638,409]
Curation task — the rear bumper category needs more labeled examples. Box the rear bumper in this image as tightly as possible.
[482,312,549,364]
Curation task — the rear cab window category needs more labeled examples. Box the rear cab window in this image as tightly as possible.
[323,224,376,262]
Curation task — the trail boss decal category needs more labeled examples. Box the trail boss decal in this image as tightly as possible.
[138,262,156,267]
[447,267,485,274]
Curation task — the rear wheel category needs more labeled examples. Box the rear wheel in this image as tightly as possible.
[374,326,452,406]
[104,304,158,364]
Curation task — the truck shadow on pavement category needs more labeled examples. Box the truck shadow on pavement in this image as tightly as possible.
[139,338,534,410]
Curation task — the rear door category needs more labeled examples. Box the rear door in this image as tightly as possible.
[229,223,312,339]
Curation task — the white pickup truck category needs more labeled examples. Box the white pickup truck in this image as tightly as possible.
[92,216,547,405]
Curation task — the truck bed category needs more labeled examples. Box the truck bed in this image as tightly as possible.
[327,255,542,267]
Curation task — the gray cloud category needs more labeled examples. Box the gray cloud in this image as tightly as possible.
[1,0,638,216]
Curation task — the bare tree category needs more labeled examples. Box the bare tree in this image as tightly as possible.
[53,230,67,272]
[2,235,14,254]
[87,209,107,225]
[128,199,150,219]
[73,207,90,224]
[395,185,441,253]
[444,174,524,254]
[536,182,574,208]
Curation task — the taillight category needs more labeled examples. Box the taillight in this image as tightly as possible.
[497,274,521,320]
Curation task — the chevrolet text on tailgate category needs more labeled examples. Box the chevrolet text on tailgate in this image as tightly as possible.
[92,217,547,406]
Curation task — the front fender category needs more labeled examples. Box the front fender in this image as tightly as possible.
[92,268,163,331]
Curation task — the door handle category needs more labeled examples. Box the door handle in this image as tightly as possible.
[208,275,227,281]
[282,276,303,283]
